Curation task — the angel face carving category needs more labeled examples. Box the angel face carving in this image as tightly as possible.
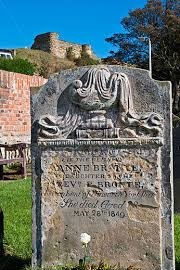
[38,67,163,139]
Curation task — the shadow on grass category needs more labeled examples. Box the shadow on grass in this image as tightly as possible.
[0,254,31,270]
[176,261,180,270]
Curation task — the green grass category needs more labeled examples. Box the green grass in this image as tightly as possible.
[175,213,180,266]
[0,179,32,259]
[0,179,180,270]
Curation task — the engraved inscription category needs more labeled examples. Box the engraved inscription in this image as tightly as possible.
[41,145,160,221]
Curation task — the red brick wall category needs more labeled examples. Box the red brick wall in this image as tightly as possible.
[0,70,47,143]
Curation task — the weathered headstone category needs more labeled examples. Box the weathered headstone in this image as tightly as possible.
[31,66,174,270]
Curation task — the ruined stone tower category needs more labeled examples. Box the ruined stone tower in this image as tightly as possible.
[31,32,96,59]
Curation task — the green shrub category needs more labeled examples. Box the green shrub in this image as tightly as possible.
[0,57,36,75]
[75,51,100,66]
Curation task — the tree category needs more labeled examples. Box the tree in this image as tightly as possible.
[105,0,180,116]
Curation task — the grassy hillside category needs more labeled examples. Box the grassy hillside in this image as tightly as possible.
[16,49,75,78]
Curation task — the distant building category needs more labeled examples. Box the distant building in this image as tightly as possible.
[31,32,97,59]
[0,49,15,59]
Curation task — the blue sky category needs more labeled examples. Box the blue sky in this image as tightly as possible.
[0,0,147,58]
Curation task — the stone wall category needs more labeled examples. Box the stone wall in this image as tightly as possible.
[31,32,96,59]
[0,70,47,144]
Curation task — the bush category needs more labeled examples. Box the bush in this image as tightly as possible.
[75,51,100,66]
[0,57,36,75]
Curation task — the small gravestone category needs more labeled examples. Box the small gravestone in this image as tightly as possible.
[0,208,4,256]
[31,66,175,270]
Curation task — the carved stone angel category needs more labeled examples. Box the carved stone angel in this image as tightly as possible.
[38,67,163,139]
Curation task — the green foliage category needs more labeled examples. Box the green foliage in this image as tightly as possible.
[105,0,180,115]
[16,49,75,78]
[0,57,36,75]
[75,51,100,66]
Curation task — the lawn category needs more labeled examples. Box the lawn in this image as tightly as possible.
[0,179,31,270]
[0,179,180,270]
[175,213,180,268]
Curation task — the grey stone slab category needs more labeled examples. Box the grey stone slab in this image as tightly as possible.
[31,66,174,270]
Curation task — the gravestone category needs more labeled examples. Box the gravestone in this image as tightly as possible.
[31,66,174,270]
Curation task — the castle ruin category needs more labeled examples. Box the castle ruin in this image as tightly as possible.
[31,32,97,59]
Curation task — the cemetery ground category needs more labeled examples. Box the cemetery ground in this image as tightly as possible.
[0,178,179,270]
